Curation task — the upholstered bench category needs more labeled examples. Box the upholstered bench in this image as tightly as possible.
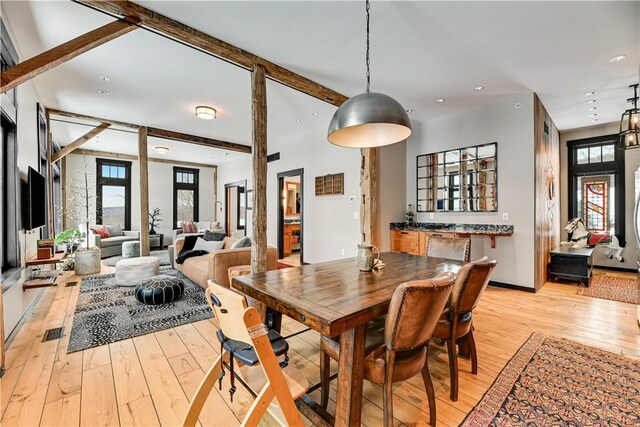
[135,275,184,305]
[115,256,160,287]
[122,240,140,258]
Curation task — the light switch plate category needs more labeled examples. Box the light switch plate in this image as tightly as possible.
[502,212,509,221]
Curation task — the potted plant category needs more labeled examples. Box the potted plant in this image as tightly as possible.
[54,228,85,255]
[65,157,101,274]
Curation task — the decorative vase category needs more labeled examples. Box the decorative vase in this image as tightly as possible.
[149,227,156,235]
[74,249,101,275]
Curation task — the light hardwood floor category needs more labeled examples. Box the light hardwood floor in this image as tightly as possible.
[2,267,638,427]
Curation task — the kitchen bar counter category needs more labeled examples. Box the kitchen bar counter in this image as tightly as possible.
[390,222,513,251]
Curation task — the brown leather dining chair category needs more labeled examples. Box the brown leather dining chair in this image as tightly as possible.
[319,274,455,426]
[426,236,471,262]
[432,256,496,401]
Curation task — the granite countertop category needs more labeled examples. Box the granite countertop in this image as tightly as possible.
[284,219,301,225]
[390,222,513,236]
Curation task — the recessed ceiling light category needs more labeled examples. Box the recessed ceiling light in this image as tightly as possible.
[295,119,301,123]
[436,99,445,103]
[591,119,599,122]
[195,105,216,120]
[97,89,109,96]
[313,134,318,138]
[154,146,170,154]
[98,75,111,82]
[609,54,627,63]
[584,91,596,96]
[312,111,319,116]
[405,108,413,113]
[514,103,522,109]
[587,99,597,104]
[590,113,598,117]
[588,106,598,111]
[474,86,484,91]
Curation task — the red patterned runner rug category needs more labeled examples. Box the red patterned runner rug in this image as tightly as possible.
[577,274,639,304]
[460,332,640,426]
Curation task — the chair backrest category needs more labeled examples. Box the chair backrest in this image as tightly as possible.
[205,281,252,344]
[384,273,455,351]
[449,256,497,316]
[426,236,471,262]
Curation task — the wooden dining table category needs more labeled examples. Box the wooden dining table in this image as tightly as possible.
[231,251,464,426]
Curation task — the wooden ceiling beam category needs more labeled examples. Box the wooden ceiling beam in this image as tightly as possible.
[73,148,218,170]
[47,108,140,129]
[0,17,140,94]
[147,127,252,154]
[51,123,111,162]
[75,0,349,107]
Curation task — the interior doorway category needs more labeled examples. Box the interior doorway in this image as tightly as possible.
[277,169,303,265]
[224,180,247,238]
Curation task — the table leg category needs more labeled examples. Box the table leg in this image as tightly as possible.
[334,324,366,427]
[266,308,282,333]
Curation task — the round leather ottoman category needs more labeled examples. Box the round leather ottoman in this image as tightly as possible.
[122,241,140,258]
[135,275,184,305]
[115,256,160,287]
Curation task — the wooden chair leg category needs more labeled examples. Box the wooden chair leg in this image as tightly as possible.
[421,347,437,426]
[383,379,394,427]
[446,338,459,401]
[467,329,478,375]
[320,351,331,410]
[183,353,225,427]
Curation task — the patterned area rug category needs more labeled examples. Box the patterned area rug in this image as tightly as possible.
[577,273,639,304]
[67,267,212,353]
[102,250,170,267]
[460,332,640,426]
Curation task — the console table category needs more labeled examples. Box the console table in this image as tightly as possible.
[149,234,164,250]
[548,246,594,286]
[23,252,66,291]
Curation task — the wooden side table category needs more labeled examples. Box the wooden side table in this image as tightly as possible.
[548,246,594,286]
[227,265,266,322]
[24,252,67,291]
[149,234,164,250]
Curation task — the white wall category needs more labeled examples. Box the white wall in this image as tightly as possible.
[2,10,46,339]
[379,141,407,251]
[406,94,536,288]
[65,153,216,245]
[560,123,640,270]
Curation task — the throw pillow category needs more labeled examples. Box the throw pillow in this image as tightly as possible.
[179,234,202,255]
[182,221,197,233]
[204,230,226,242]
[105,224,124,237]
[230,236,252,249]
[90,226,110,238]
[193,237,224,253]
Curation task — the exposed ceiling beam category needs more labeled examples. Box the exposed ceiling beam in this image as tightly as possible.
[48,108,140,129]
[147,127,251,154]
[0,17,140,94]
[73,148,218,169]
[51,123,111,162]
[74,0,349,107]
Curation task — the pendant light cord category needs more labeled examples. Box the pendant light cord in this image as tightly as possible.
[365,0,371,93]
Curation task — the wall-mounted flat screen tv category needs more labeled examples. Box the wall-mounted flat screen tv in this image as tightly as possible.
[28,166,46,230]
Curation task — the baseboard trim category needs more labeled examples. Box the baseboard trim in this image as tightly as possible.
[488,280,536,293]
[594,265,637,273]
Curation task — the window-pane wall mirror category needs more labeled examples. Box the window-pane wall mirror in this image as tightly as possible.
[417,142,498,212]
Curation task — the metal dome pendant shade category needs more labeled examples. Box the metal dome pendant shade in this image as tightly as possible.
[620,83,639,149]
[327,0,411,148]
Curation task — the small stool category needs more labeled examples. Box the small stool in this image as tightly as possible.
[122,241,140,258]
[135,275,184,305]
[115,256,160,287]
[228,265,266,322]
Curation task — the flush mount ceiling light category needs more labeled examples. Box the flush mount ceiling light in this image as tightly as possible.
[195,105,216,120]
[327,0,411,148]
[154,146,170,154]
[620,83,640,149]
[474,86,485,91]
[609,54,627,63]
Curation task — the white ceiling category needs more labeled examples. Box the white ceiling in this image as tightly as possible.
[3,1,639,162]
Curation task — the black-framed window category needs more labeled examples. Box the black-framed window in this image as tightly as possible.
[173,167,199,228]
[96,158,131,230]
[568,135,625,241]
[37,103,49,238]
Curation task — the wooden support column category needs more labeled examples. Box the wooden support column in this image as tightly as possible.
[138,126,150,256]
[251,64,267,274]
[360,148,379,247]
[1,18,139,93]
[46,110,55,238]
[51,123,111,162]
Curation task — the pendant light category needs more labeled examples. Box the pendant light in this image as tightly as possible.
[327,0,412,148]
[620,83,639,149]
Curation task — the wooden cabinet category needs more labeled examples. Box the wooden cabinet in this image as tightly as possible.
[391,230,473,256]
[283,223,301,257]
